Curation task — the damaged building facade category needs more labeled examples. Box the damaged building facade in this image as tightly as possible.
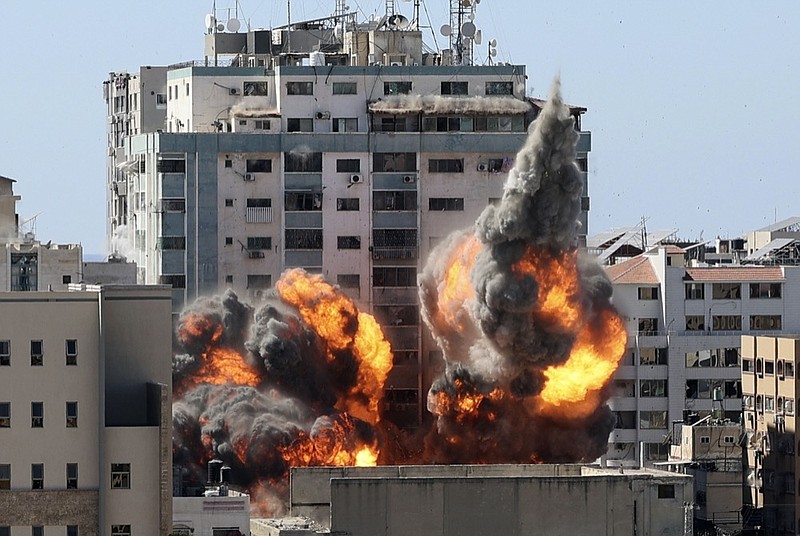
[103,7,591,427]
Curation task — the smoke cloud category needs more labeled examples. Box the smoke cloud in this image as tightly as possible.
[369,94,531,115]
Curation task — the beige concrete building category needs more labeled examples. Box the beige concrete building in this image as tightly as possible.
[0,176,82,292]
[604,245,800,467]
[173,489,250,536]
[741,335,800,534]
[288,464,692,536]
[0,285,173,535]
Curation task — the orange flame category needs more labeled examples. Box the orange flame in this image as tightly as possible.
[279,415,380,467]
[536,309,627,418]
[276,269,393,424]
[438,234,483,330]
[430,378,504,423]
[513,248,581,331]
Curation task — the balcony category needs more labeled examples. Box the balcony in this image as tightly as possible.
[371,246,418,260]
[246,206,273,224]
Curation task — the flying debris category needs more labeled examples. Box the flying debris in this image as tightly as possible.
[172,80,626,514]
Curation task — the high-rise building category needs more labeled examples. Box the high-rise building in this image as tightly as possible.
[741,334,800,535]
[604,245,800,466]
[103,6,591,427]
[0,285,173,535]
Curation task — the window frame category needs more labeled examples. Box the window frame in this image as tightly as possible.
[66,401,78,428]
[110,463,131,489]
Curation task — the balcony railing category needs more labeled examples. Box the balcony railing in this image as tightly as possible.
[371,246,418,260]
[246,207,273,224]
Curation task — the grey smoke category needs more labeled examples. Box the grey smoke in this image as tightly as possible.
[369,95,531,115]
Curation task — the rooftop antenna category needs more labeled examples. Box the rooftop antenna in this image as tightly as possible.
[447,0,480,65]
[287,0,292,55]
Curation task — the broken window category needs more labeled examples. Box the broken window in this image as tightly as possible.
[373,305,419,326]
[336,159,360,173]
[485,81,514,95]
[246,159,272,173]
[441,81,468,95]
[640,379,667,397]
[246,275,272,289]
[285,152,322,172]
[373,229,417,248]
[287,118,314,132]
[640,411,667,429]
[428,159,464,173]
[384,81,412,95]
[337,236,361,250]
[637,318,658,335]
[373,152,416,172]
[711,282,741,299]
[685,283,704,299]
[336,198,360,211]
[243,81,268,96]
[372,267,416,287]
[685,315,705,331]
[639,347,667,365]
[66,401,78,428]
[285,229,323,249]
[750,315,782,330]
[286,81,313,95]
[246,237,272,250]
[285,192,322,211]
[711,315,741,331]
[337,274,360,288]
[373,191,417,211]
[11,253,37,291]
[156,159,186,173]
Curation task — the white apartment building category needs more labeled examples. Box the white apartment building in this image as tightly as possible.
[0,285,173,535]
[103,7,591,427]
[0,176,82,291]
[604,245,800,467]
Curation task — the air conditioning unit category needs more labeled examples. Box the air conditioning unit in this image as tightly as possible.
[315,111,331,120]
[248,250,265,259]
[349,174,363,184]
[229,88,239,95]
[244,173,255,181]
[477,162,489,172]
[390,62,402,66]
[402,175,415,183]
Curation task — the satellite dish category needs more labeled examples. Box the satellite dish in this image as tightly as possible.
[461,22,476,37]
[489,49,497,57]
[474,30,482,44]
[216,23,225,32]
[467,12,475,21]
[204,14,216,30]
[489,38,497,47]
[388,14,409,29]
[396,15,410,29]
[227,18,241,32]
[440,24,452,36]
[461,0,472,6]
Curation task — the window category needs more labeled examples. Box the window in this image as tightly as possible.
[286,81,313,95]
[0,464,9,489]
[787,361,795,378]
[685,348,739,367]
[0,403,9,428]
[712,315,741,331]
[254,119,271,130]
[31,402,43,428]
[613,380,636,397]
[246,275,272,289]
[11,253,37,291]
[336,198,360,211]
[63,275,72,285]
[429,198,464,211]
[225,275,233,284]
[645,443,669,461]
[373,229,417,248]
[657,484,675,499]
[156,159,186,173]
[157,236,186,250]
[485,81,514,95]
[67,527,78,536]
[159,274,186,288]
[638,287,658,300]
[614,411,636,429]
[373,152,416,172]
[474,116,523,132]
[378,115,408,132]
[285,229,323,249]
[336,159,360,173]
[111,526,131,536]
[640,411,667,429]
[750,282,781,298]
[685,315,705,331]
[285,192,322,211]
[31,340,43,366]
[243,81,268,96]
[332,82,357,95]
[246,237,272,250]
[711,282,741,299]
[786,398,795,415]
[640,347,668,365]
[337,236,361,250]
[225,237,233,245]
[637,318,658,335]
[156,93,167,106]
[246,159,272,173]
[32,527,43,536]
[685,283,704,299]
[700,436,711,444]
[384,81,412,95]
[750,315,782,330]
[765,360,775,376]
[766,396,775,412]
[111,463,130,489]
[31,463,43,489]
[225,199,234,207]
[66,402,78,428]
[374,191,417,211]
[333,118,358,132]
[640,379,667,397]
[285,152,322,172]
[213,529,241,536]
[441,81,468,95]
[742,358,754,373]
[428,159,464,173]
[160,198,186,212]
[67,463,78,489]
[287,118,314,132]
[373,267,416,287]
[0,340,9,366]
[337,274,360,288]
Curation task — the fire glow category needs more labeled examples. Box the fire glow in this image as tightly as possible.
[172,80,627,514]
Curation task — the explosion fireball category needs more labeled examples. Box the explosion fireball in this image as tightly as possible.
[172,80,626,513]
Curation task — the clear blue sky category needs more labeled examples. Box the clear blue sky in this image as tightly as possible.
[1,1,798,255]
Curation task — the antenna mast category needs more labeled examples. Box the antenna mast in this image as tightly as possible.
[449,0,478,65]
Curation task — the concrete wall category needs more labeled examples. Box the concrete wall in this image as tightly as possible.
[0,490,99,535]
[327,473,691,536]
[173,493,251,535]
